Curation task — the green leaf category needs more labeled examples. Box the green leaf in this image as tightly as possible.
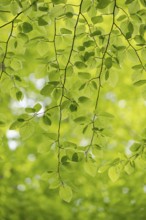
[98,164,109,173]
[49,174,60,189]
[140,0,146,6]
[81,0,91,12]
[60,28,72,34]
[84,161,97,177]
[9,120,22,130]
[117,15,127,21]
[108,166,120,182]
[25,107,35,113]
[91,16,103,24]
[83,40,94,47]
[52,88,61,100]
[105,57,112,69]
[98,112,114,118]
[105,71,109,80]
[40,85,54,96]
[51,0,67,4]
[134,35,145,44]
[128,22,134,34]
[124,161,135,175]
[19,122,34,140]
[132,64,143,70]
[84,52,94,61]
[33,103,42,112]
[22,22,33,33]
[91,81,97,90]
[16,91,23,101]
[43,115,51,125]
[77,46,85,51]
[130,143,141,152]
[90,30,101,37]
[82,125,88,134]
[75,61,87,69]
[74,116,86,124]
[79,83,86,91]
[69,103,78,112]
[10,0,20,15]
[72,152,78,162]
[78,96,90,103]
[61,156,69,164]
[38,143,52,154]
[139,24,146,37]
[78,72,90,79]
[38,17,48,26]
[47,133,57,140]
[133,80,146,86]
[59,185,72,203]
[125,0,134,4]
[97,0,112,9]
[38,6,49,12]
[65,12,73,18]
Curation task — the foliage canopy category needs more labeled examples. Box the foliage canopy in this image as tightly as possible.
[0,0,146,219]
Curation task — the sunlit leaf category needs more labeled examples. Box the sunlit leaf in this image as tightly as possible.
[84,161,97,177]
[108,166,120,182]
[59,185,72,203]
[133,80,146,86]
[19,122,35,140]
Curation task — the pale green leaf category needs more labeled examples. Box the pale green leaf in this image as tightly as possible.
[84,161,97,177]
[19,122,35,140]
[108,166,120,182]
[60,28,72,34]
[59,185,72,203]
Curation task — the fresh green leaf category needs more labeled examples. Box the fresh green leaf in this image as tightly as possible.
[83,40,94,47]
[69,103,78,112]
[40,85,54,96]
[84,161,97,177]
[43,115,51,125]
[125,0,134,4]
[105,57,112,69]
[90,30,101,37]
[38,17,48,26]
[108,166,120,182]
[25,107,35,113]
[78,72,90,79]
[124,161,135,175]
[19,122,34,140]
[16,91,23,101]
[74,116,87,124]
[72,153,78,162]
[60,28,72,34]
[75,61,87,69]
[59,185,72,203]
[33,103,42,112]
[78,96,90,103]
[130,143,141,152]
[91,16,103,24]
[133,80,146,86]
[22,22,33,33]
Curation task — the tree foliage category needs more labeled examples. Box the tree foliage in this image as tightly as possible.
[0,0,146,219]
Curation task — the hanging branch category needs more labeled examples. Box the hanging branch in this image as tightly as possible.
[56,0,84,185]
[0,0,38,79]
[85,0,117,158]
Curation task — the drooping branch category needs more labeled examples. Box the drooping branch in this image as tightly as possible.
[85,0,117,158]
[56,0,84,184]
